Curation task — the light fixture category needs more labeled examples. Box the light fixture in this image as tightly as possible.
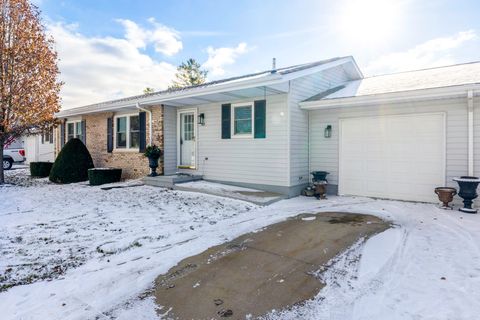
[198,113,205,126]
[324,125,332,138]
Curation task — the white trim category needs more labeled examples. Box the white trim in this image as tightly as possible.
[113,112,140,151]
[231,102,255,138]
[468,90,474,176]
[338,112,447,199]
[176,108,198,169]
[300,83,480,110]
[66,120,83,141]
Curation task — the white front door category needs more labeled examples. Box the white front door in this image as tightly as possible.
[179,111,196,168]
[339,113,445,202]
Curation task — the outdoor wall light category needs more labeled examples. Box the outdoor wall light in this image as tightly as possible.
[198,113,205,126]
[324,125,332,138]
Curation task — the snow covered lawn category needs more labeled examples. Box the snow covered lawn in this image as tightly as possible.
[1,168,480,319]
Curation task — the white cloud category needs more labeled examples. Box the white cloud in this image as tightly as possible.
[117,18,182,56]
[203,43,250,76]
[365,30,478,75]
[48,22,178,109]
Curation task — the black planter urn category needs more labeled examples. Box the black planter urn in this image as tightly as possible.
[148,156,160,177]
[453,176,480,213]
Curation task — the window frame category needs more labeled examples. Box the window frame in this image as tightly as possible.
[113,113,140,151]
[231,102,254,138]
[66,120,82,141]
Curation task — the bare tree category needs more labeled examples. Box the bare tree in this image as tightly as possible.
[0,0,62,183]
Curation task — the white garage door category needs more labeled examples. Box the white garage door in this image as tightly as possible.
[339,113,445,202]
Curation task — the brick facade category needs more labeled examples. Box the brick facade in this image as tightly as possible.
[55,105,164,179]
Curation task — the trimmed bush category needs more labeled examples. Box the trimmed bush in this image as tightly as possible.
[88,168,122,186]
[49,138,94,184]
[30,162,53,178]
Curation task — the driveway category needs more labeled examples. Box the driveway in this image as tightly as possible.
[154,212,389,319]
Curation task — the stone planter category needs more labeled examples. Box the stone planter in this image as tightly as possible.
[148,156,160,177]
[453,176,480,213]
[434,187,457,210]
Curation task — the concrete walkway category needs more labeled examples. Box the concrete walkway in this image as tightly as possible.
[154,212,390,319]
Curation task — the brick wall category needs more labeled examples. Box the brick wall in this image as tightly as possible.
[55,105,164,179]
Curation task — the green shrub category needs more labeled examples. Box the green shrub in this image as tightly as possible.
[88,168,122,186]
[49,138,94,184]
[30,162,53,178]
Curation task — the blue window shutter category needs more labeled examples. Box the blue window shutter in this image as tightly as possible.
[254,100,266,139]
[107,117,113,153]
[139,112,147,152]
[60,121,65,147]
[81,120,87,144]
[221,104,231,139]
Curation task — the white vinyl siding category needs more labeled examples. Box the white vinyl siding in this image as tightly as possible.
[163,106,177,175]
[309,97,470,195]
[473,96,480,176]
[25,134,55,163]
[176,94,289,187]
[288,65,351,186]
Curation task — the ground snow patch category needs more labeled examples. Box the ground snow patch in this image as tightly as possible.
[2,168,480,319]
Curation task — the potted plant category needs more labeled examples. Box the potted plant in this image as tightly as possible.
[453,176,480,213]
[144,145,162,177]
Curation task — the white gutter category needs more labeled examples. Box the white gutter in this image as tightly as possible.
[136,103,152,145]
[300,83,480,110]
[468,90,474,176]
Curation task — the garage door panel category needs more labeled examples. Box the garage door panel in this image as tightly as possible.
[339,113,445,202]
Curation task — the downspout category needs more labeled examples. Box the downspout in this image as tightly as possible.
[136,103,152,145]
[467,90,474,176]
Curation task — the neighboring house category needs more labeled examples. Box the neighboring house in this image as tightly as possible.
[24,129,55,163]
[55,57,480,203]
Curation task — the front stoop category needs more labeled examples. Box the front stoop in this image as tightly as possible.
[142,174,203,188]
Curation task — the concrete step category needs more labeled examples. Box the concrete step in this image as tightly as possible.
[143,174,203,188]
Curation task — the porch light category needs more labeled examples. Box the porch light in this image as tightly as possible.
[198,113,205,126]
[324,125,332,138]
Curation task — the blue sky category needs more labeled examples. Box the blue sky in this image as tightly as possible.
[34,0,480,108]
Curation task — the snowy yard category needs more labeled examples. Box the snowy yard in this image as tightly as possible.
[1,168,480,319]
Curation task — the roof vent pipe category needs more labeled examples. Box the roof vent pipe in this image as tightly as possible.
[271,58,277,73]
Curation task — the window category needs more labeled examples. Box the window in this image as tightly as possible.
[232,102,254,137]
[183,114,194,141]
[76,122,83,142]
[67,120,83,141]
[115,114,140,149]
[43,128,53,144]
[130,115,140,148]
[67,123,75,141]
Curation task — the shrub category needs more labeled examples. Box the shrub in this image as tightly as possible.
[30,162,53,178]
[49,138,94,184]
[144,144,162,158]
[88,168,122,186]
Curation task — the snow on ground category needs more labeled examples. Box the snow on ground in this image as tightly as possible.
[1,168,480,319]
[177,180,281,204]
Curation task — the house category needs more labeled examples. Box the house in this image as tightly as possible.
[55,57,480,203]
[24,129,55,163]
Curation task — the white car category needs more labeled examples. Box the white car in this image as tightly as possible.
[3,139,26,170]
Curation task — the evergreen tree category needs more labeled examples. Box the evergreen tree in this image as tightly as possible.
[169,58,208,89]
[143,87,155,94]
